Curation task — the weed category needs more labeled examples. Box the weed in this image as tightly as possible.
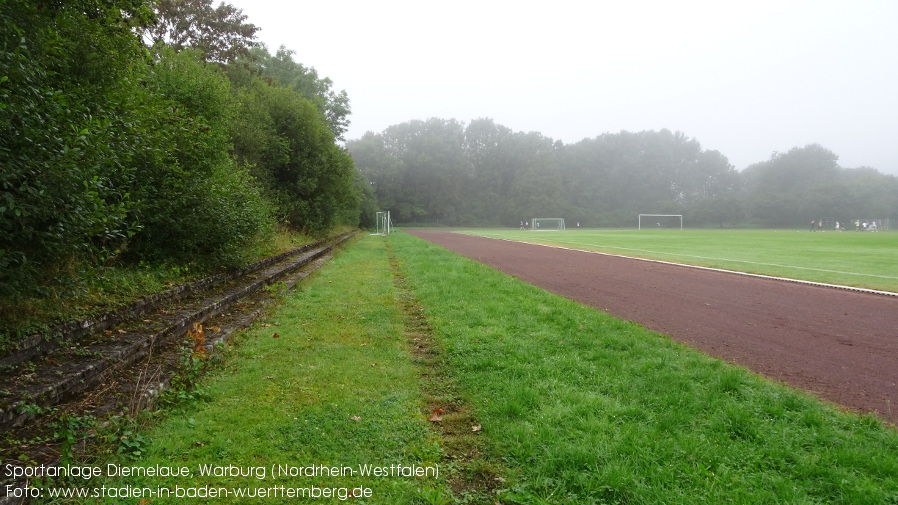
[50,413,95,464]
[116,427,149,459]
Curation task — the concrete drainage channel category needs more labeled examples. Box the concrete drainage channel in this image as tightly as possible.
[0,232,356,501]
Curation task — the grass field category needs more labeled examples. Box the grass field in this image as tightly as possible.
[458,228,898,293]
[62,232,898,504]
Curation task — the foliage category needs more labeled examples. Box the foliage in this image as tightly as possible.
[125,49,274,268]
[244,46,352,141]
[348,120,741,227]
[0,0,154,297]
[226,63,357,235]
[145,0,259,63]
[350,120,896,228]
[2,0,359,338]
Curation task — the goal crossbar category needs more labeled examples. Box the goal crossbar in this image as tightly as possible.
[372,211,393,235]
[638,214,683,230]
[531,218,565,231]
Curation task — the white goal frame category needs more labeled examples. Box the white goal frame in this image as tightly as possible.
[372,211,393,235]
[531,218,565,231]
[638,214,683,230]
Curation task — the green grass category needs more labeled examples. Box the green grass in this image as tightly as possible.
[62,236,448,503]
[389,231,898,504]
[459,228,898,292]
[53,232,898,504]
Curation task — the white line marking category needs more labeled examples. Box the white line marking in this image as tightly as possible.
[481,236,898,298]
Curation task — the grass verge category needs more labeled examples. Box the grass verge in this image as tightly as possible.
[45,234,451,504]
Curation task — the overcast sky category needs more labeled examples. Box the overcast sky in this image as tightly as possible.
[223,0,898,175]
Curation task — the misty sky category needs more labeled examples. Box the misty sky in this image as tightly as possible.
[223,0,898,175]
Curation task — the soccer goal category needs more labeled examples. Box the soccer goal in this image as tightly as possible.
[372,211,393,235]
[531,218,565,231]
[638,214,683,230]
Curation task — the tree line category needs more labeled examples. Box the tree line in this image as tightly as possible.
[348,118,898,229]
[0,0,375,298]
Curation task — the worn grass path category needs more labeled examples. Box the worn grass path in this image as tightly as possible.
[56,236,459,503]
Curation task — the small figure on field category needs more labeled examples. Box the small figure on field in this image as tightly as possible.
[810,220,816,231]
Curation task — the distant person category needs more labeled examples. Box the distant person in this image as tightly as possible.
[818,219,823,231]
[656,222,661,229]
[835,221,840,231]
[810,220,816,232]
[855,220,860,231]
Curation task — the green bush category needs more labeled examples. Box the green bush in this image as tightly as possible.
[126,50,274,269]
[0,0,151,297]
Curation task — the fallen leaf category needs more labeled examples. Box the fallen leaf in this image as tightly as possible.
[370,363,376,367]
[117,329,127,334]
[428,408,445,422]
[104,330,113,336]
[143,319,153,323]
[350,415,361,421]
[272,333,280,338]
[472,424,482,432]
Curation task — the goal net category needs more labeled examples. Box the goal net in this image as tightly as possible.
[531,218,565,231]
[372,211,393,235]
[638,214,683,230]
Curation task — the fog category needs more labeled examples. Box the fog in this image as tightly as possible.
[224,0,898,175]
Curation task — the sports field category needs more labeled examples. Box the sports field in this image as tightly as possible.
[458,229,898,293]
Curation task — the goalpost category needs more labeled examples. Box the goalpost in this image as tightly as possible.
[638,214,683,230]
[372,211,393,235]
[531,218,565,231]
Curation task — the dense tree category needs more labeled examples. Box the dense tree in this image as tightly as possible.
[2,0,364,300]
[127,49,274,266]
[742,145,842,226]
[244,46,351,141]
[146,0,259,63]
[351,119,894,230]
[0,0,155,295]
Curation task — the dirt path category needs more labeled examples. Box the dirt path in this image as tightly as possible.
[408,230,898,424]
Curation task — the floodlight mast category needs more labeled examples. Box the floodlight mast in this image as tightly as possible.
[638,214,683,230]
